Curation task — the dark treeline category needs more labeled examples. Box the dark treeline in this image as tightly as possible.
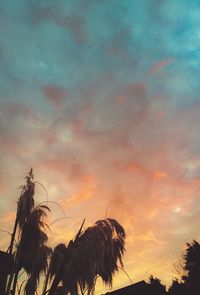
[146,240,200,295]
[106,240,200,295]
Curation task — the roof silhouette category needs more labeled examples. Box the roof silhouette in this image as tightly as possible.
[103,281,150,295]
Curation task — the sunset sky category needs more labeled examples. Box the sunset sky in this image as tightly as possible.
[1,0,200,293]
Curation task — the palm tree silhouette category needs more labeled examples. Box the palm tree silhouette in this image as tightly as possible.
[16,205,52,295]
[48,218,126,295]
[6,168,35,294]
[2,170,127,295]
[5,169,52,295]
[42,243,66,295]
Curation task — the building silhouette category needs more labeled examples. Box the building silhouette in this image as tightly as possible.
[103,281,150,295]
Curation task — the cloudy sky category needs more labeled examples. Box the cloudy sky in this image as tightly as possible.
[1,0,200,292]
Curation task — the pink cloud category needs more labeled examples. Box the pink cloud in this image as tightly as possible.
[116,95,126,104]
[113,82,150,125]
[37,156,87,185]
[149,58,174,75]
[42,84,69,108]
[126,82,147,99]
[3,102,40,122]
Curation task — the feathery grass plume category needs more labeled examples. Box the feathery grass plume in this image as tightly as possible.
[49,218,126,295]
[42,243,67,295]
[49,244,67,280]
[6,169,36,295]
[7,168,35,256]
[17,205,52,295]
[17,168,35,229]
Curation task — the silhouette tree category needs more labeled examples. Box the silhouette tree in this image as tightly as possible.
[48,218,126,295]
[42,243,67,295]
[16,205,52,295]
[148,275,166,295]
[6,168,35,294]
[5,169,52,295]
[1,170,127,295]
[168,279,188,295]
[182,240,200,295]
[0,251,13,295]
[17,168,35,229]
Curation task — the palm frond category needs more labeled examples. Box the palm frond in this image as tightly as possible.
[17,168,35,229]
[17,205,52,295]
[59,218,126,294]
[49,244,67,280]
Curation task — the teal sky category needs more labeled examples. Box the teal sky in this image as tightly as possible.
[1,0,200,292]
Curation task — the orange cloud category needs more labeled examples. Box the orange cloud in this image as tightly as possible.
[61,173,98,209]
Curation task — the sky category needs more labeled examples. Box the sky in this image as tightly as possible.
[1,0,200,293]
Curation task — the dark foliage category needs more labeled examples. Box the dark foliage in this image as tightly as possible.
[49,243,67,279]
[17,168,35,229]
[168,279,188,295]
[49,218,126,295]
[147,276,166,295]
[17,205,52,295]
[182,240,200,295]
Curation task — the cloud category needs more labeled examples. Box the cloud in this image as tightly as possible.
[42,84,69,108]
[149,58,174,75]
[30,3,87,43]
[1,0,200,292]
